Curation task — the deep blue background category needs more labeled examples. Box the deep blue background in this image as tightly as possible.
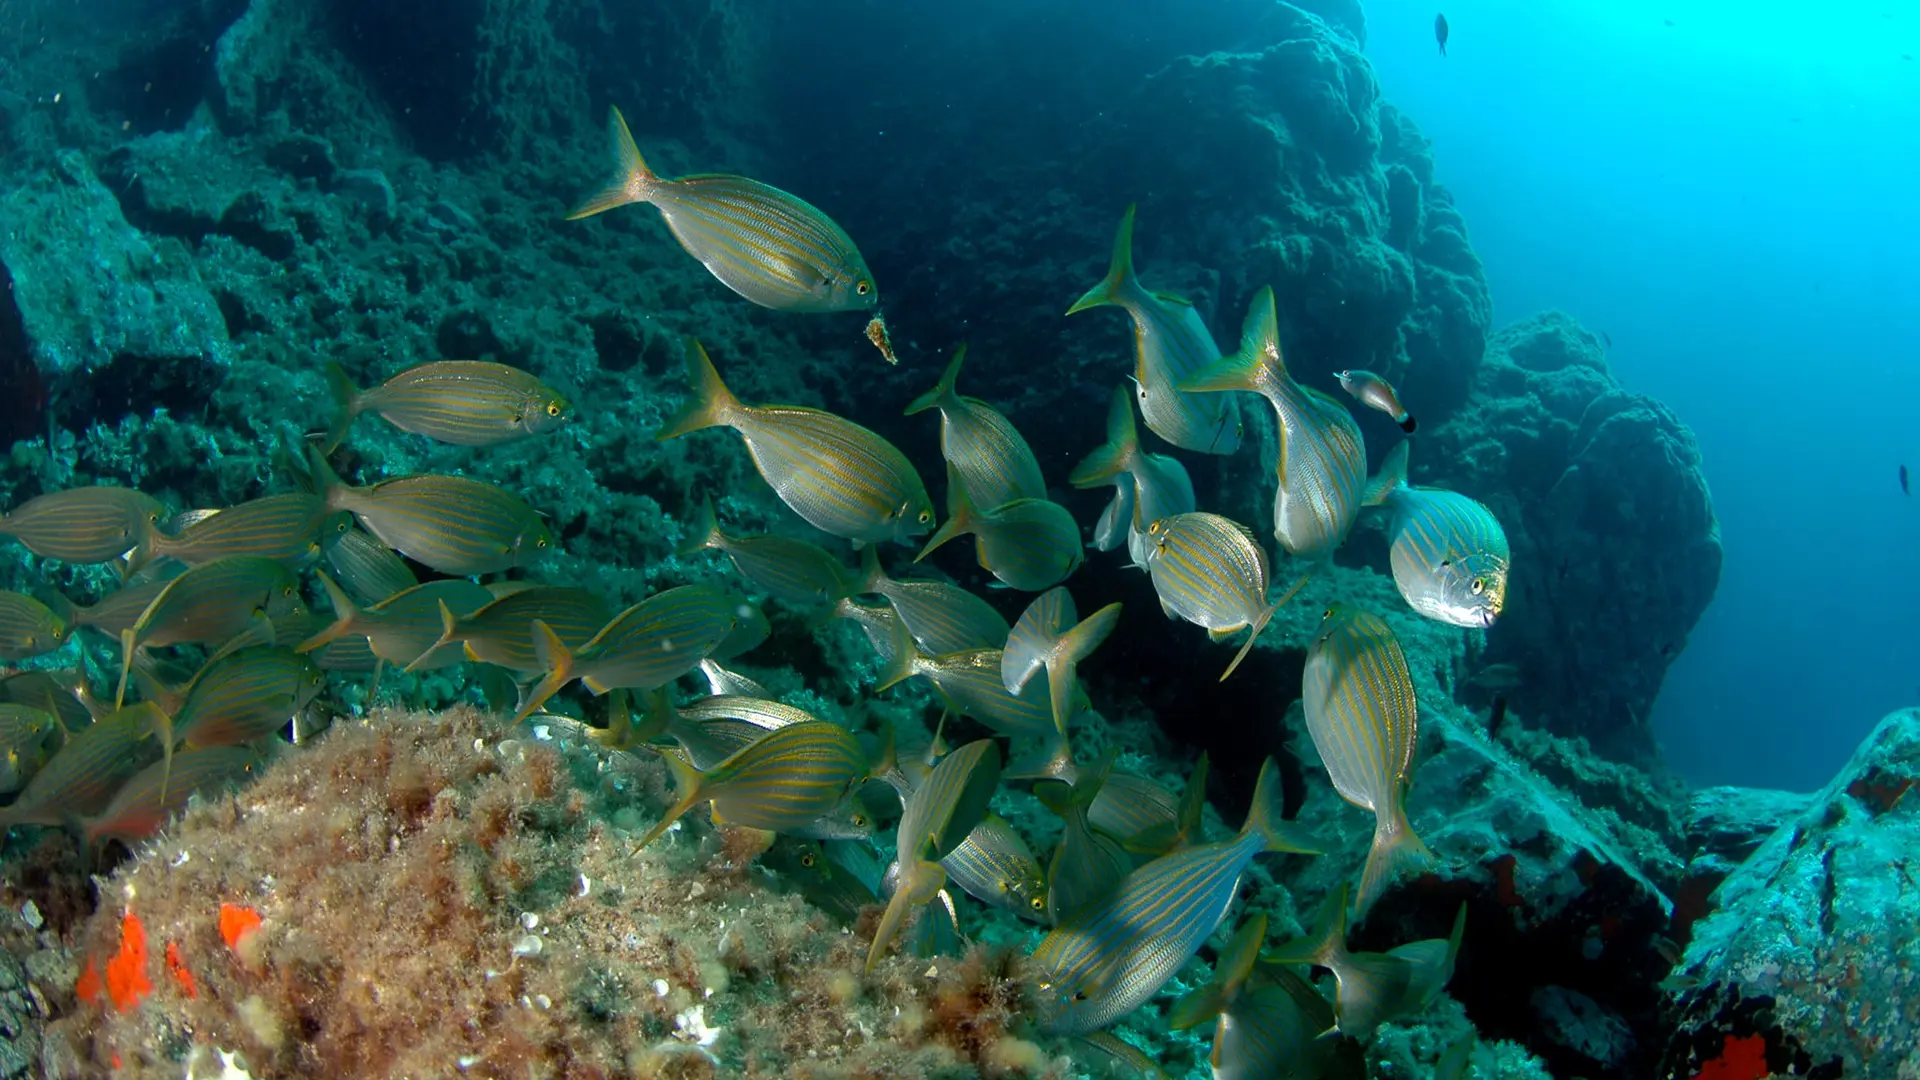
[1362,0,1920,790]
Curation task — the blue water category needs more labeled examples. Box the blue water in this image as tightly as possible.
[1363,0,1920,792]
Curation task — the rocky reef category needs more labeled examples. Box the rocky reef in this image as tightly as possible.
[0,0,1754,1077]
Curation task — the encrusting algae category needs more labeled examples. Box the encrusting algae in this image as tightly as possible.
[43,707,1066,1080]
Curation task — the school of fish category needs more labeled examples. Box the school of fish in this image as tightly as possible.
[0,118,1524,1076]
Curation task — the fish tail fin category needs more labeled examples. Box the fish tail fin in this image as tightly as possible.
[676,495,723,557]
[303,441,352,515]
[566,106,656,220]
[1169,911,1269,1029]
[321,362,362,454]
[122,524,158,577]
[1244,756,1321,856]
[1003,730,1079,783]
[866,858,946,972]
[904,345,966,417]
[855,544,886,594]
[1222,570,1308,681]
[1044,601,1121,734]
[1068,385,1141,488]
[656,339,742,441]
[1362,440,1411,507]
[512,620,573,722]
[1398,412,1418,434]
[874,613,920,692]
[1357,802,1433,915]
[403,600,461,675]
[1180,285,1283,395]
[631,748,706,852]
[1267,881,1350,971]
[913,463,977,563]
[1066,204,1141,315]
[115,628,137,710]
[296,569,360,655]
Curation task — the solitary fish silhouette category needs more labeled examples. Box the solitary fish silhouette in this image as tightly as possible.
[1435,13,1450,55]
[1902,464,1910,495]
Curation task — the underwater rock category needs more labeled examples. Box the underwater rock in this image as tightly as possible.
[0,150,230,419]
[1421,312,1721,764]
[44,707,1062,1079]
[1285,695,1676,1079]
[1662,707,1920,1079]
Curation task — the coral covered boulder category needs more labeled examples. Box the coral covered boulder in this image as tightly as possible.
[1662,707,1920,1080]
[1420,312,1721,763]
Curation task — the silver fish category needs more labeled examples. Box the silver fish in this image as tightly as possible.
[1364,441,1509,629]
[1070,385,1196,567]
[905,345,1047,512]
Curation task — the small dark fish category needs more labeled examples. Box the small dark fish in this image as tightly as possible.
[1336,370,1417,433]
[1600,330,1613,349]
[1435,12,1449,55]
[1901,464,1909,495]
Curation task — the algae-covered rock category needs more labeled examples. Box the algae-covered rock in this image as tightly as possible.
[0,150,230,413]
[1662,707,1920,1079]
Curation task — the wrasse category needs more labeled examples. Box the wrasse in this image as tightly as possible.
[659,340,933,547]
[570,107,879,317]
[1335,369,1416,433]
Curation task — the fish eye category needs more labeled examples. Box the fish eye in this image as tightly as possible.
[800,852,816,868]
[1471,577,1486,595]
[1439,559,1452,569]
[546,402,562,417]
[855,280,871,296]
[536,537,550,549]
[850,813,867,827]
[283,586,296,597]
[917,510,932,524]
[1029,896,1046,912]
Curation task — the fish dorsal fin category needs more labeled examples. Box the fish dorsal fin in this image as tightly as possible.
[1362,440,1411,508]
[1152,290,1195,308]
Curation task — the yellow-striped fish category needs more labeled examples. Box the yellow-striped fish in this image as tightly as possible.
[668,694,820,771]
[1029,759,1317,1035]
[0,702,168,830]
[1182,287,1367,562]
[1068,206,1243,455]
[1261,883,1418,1041]
[82,746,260,850]
[940,812,1048,921]
[658,341,932,546]
[1364,441,1509,629]
[1002,587,1121,734]
[0,486,163,563]
[634,720,867,851]
[0,671,93,734]
[1301,605,1432,914]
[1168,913,1367,1080]
[49,568,183,641]
[1336,369,1417,433]
[1141,512,1302,681]
[324,359,572,451]
[299,571,494,670]
[868,738,1002,970]
[854,547,1009,655]
[308,447,552,576]
[876,617,1070,740]
[1070,386,1196,566]
[127,492,346,574]
[172,646,325,749]
[0,703,62,795]
[322,525,419,606]
[678,496,854,607]
[421,585,611,675]
[697,658,772,699]
[917,464,1082,592]
[0,591,69,660]
[114,555,305,708]
[570,107,879,318]
[1034,759,1131,925]
[516,584,740,720]
[905,346,1047,511]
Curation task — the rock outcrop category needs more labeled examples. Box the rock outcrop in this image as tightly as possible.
[1663,708,1920,1080]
